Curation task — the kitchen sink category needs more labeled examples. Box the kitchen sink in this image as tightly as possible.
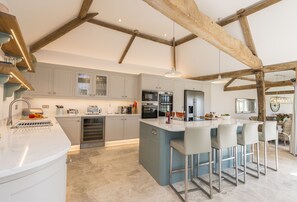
[11,119,53,129]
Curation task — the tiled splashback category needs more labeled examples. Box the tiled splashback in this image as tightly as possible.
[26,98,138,116]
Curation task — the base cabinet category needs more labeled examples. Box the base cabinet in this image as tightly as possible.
[0,155,67,202]
[56,117,81,145]
[105,116,139,141]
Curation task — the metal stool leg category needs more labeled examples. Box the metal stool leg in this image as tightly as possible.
[191,155,194,180]
[197,154,200,177]
[185,155,188,202]
[243,145,246,183]
[208,151,213,199]
[257,142,260,178]
[235,146,238,186]
[218,148,222,192]
[170,146,173,185]
[275,140,279,171]
[264,141,268,175]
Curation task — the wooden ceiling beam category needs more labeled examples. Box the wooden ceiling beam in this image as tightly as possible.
[224,78,237,90]
[190,60,297,81]
[239,16,257,56]
[143,0,262,69]
[176,0,281,46]
[88,19,172,46]
[224,80,292,91]
[266,90,294,95]
[30,13,98,53]
[118,30,138,64]
[79,0,93,19]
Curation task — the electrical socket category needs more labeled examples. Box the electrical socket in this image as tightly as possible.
[42,105,49,109]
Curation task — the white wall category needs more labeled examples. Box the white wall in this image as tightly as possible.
[211,83,294,119]
[27,98,138,117]
[210,83,258,119]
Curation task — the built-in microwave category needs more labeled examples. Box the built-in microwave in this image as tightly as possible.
[142,91,158,102]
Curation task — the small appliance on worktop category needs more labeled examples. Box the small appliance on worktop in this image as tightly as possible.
[85,105,102,115]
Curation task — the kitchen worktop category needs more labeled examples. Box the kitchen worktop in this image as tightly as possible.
[55,113,141,118]
[0,118,71,182]
[140,118,262,132]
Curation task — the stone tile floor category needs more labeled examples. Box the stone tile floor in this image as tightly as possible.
[66,143,297,202]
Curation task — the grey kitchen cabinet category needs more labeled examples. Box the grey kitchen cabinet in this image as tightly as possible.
[141,75,173,92]
[109,75,138,99]
[56,117,81,145]
[105,116,140,141]
[76,72,108,97]
[26,65,74,97]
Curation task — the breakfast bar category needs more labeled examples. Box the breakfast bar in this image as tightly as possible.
[139,118,261,186]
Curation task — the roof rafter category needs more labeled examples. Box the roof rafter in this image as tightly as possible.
[143,0,262,69]
[176,0,282,46]
[88,19,172,46]
[79,0,93,19]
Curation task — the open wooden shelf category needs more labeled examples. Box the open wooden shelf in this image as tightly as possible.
[0,11,34,72]
[0,62,34,90]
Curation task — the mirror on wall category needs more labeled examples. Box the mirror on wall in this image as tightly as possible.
[235,98,257,114]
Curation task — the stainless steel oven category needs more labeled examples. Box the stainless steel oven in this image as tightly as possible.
[141,103,158,119]
[142,91,158,102]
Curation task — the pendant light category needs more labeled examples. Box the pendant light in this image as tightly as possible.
[164,22,182,78]
[212,49,228,84]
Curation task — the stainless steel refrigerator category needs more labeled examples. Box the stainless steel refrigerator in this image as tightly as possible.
[184,90,204,121]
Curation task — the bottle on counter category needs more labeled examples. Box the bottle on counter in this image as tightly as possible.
[166,111,171,124]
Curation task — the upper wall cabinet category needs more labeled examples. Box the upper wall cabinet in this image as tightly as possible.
[76,72,108,97]
[109,75,138,99]
[25,65,73,97]
[141,74,173,92]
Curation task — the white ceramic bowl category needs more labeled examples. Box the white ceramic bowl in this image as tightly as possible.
[221,116,231,120]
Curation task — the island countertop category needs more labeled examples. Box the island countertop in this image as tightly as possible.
[140,118,262,132]
[0,118,71,182]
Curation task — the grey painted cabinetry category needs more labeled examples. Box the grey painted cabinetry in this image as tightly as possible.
[109,75,137,99]
[105,116,140,141]
[56,117,81,145]
[25,64,74,97]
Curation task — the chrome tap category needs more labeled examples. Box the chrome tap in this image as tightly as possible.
[7,99,31,126]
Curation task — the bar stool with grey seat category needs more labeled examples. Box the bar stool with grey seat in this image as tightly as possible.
[237,123,260,183]
[211,124,238,192]
[258,121,278,175]
[170,126,213,202]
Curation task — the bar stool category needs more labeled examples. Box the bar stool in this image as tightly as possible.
[258,121,278,175]
[170,126,213,202]
[237,123,260,183]
[211,124,238,192]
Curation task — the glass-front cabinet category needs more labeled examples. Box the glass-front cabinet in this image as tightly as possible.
[95,75,107,96]
[76,72,108,97]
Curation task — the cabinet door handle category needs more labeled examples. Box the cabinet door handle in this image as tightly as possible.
[152,129,157,135]
[53,92,56,94]
[48,92,51,94]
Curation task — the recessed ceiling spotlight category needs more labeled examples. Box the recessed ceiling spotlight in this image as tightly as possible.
[118,18,122,22]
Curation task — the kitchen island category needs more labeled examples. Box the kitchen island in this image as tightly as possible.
[139,118,261,186]
[0,118,71,202]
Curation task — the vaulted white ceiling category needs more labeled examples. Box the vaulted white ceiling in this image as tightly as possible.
[5,0,297,79]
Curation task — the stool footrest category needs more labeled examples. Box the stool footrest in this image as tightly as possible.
[238,167,259,179]
[213,171,238,187]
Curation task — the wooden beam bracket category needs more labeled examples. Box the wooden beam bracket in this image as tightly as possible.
[118,30,138,64]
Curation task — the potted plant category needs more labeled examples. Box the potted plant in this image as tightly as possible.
[221,114,231,120]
